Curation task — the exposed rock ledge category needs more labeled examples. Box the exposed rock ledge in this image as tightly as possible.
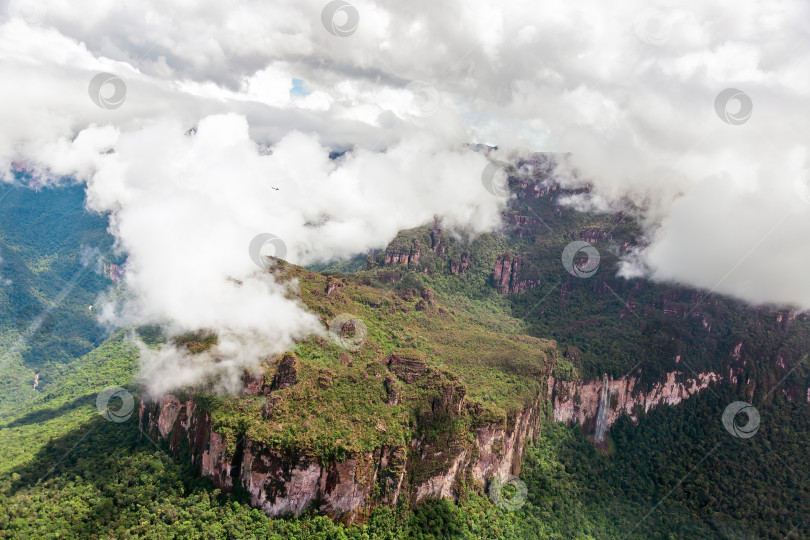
[138,360,740,522]
[138,389,549,524]
[550,370,722,438]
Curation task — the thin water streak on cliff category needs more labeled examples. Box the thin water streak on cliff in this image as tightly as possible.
[593,374,610,442]
[551,370,724,437]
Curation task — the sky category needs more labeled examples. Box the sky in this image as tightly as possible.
[1,0,809,391]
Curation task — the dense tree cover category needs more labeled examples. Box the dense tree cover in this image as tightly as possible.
[186,262,557,463]
[375,174,810,395]
[0,182,119,418]
[517,389,810,538]
[0,333,138,474]
[4,387,806,538]
[1,414,396,539]
[2,179,809,538]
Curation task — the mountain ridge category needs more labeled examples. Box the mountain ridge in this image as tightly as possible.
[1,161,809,537]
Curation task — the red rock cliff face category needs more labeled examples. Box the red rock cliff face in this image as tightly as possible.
[138,395,392,523]
[550,371,722,439]
[139,381,551,523]
[493,254,539,294]
[384,248,421,267]
[383,238,423,269]
[449,252,470,275]
[549,328,810,440]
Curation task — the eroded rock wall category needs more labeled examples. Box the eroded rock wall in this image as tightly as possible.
[138,381,550,523]
[550,370,722,437]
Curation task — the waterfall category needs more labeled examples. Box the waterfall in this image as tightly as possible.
[594,374,610,443]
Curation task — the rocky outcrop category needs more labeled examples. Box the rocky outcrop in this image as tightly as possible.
[139,366,553,524]
[431,217,446,256]
[384,240,422,268]
[550,370,722,440]
[579,227,611,243]
[376,270,403,284]
[384,248,421,267]
[317,371,333,389]
[239,444,384,521]
[325,276,341,295]
[243,371,265,395]
[449,253,470,275]
[383,376,401,405]
[493,254,539,294]
[469,393,546,483]
[102,262,124,282]
[387,350,428,383]
[139,394,393,523]
[508,214,544,237]
[408,386,547,502]
[271,353,299,390]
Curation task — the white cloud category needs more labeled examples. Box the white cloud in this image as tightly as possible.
[2,0,810,389]
[81,114,501,392]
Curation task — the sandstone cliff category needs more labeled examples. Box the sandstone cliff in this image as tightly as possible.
[138,373,552,524]
[548,322,810,442]
[493,254,539,294]
[549,371,722,441]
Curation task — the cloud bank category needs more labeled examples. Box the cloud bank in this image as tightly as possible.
[2,0,810,390]
[85,115,502,393]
